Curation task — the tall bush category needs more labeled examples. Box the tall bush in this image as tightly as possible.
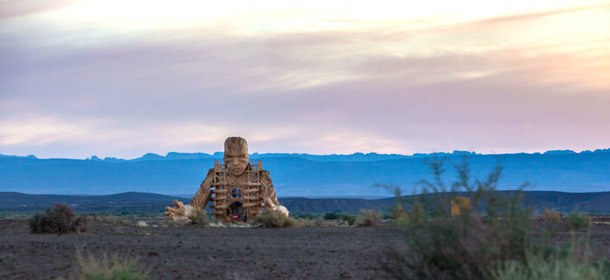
[382,156,609,279]
[383,157,530,279]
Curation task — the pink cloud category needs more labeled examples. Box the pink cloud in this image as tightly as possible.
[0,3,608,157]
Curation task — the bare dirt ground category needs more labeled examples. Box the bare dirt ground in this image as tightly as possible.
[0,219,405,280]
[3,216,610,280]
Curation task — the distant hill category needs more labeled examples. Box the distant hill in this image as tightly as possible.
[0,192,186,213]
[0,149,609,196]
[3,191,610,214]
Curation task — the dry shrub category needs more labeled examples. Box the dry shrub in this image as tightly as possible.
[187,208,208,224]
[356,209,382,227]
[29,203,88,234]
[253,210,295,228]
[540,208,562,224]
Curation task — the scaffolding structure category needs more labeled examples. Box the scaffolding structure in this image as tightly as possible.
[209,160,264,222]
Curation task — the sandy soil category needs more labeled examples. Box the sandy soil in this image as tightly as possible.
[0,219,405,279]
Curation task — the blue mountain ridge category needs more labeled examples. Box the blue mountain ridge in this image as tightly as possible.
[0,149,608,197]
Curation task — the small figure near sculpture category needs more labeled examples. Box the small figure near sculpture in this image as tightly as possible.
[165,137,289,222]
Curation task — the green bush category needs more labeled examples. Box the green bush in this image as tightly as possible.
[323,212,339,220]
[253,211,296,228]
[341,214,356,226]
[356,209,382,227]
[71,251,149,280]
[567,212,592,231]
[29,203,88,234]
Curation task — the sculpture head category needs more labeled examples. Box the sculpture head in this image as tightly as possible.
[224,137,249,176]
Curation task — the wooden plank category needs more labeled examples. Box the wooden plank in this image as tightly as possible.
[243,188,260,194]
[243,202,262,208]
[212,182,261,187]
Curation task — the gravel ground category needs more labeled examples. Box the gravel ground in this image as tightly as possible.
[4,217,610,280]
[0,219,405,279]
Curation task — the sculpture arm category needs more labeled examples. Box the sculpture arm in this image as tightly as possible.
[189,169,215,209]
[165,169,215,221]
[260,170,280,207]
[260,170,289,216]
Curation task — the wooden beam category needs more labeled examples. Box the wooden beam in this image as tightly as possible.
[243,188,260,194]
[243,202,262,208]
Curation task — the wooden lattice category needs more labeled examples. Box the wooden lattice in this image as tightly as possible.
[210,160,264,222]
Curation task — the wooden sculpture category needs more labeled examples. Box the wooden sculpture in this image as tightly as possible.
[165,137,288,222]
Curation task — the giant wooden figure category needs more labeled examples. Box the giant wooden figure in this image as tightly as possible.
[165,137,288,222]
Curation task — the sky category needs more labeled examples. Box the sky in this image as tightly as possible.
[0,0,609,159]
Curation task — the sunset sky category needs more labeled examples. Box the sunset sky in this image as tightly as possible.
[1,0,609,159]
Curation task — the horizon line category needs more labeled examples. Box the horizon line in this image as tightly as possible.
[1,147,609,161]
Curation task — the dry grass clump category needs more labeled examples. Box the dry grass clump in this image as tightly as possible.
[253,210,296,228]
[64,250,148,280]
[187,208,208,224]
[356,209,382,227]
[29,203,88,234]
[540,208,562,224]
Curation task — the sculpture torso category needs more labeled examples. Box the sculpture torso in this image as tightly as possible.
[210,160,264,222]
